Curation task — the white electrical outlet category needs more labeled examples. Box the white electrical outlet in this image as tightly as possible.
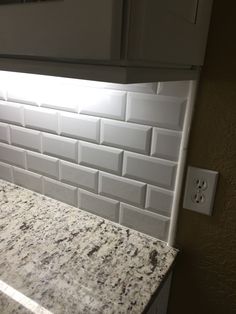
[183,166,219,215]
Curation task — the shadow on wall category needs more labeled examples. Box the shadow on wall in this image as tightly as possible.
[168,0,236,314]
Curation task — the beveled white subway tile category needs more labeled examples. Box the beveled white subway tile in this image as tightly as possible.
[0,101,24,126]
[157,81,190,98]
[41,99,78,113]
[24,106,58,134]
[78,189,119,222]
[101,119,152,154]
[40,77,79,112]
[0,123,10,143]
[151,128,181,161]
[146,185,173,217]
[13,167,42,193]
[60,161,98,192]
[126,93,186,130]
[79,89,126,120]
[120,203,170,241]
[99,172,146,207]
[60,112,100,143]
[0,87,6,100]
[7,82,40,106]
[123,152,176,190]
[43,177,77,207]
[57,78,157,94]
[102,82,158,94]
[10,126,41,152]
[0,161,13,182]
[27,151,59,180]
[3,71,41,106]
[42,133,77,163]
[0,143,25,168]
[79,141,123,175]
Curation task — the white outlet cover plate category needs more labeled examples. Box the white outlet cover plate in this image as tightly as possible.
[183,166,219,215]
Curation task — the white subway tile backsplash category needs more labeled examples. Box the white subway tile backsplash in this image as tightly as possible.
[99,172,146,207]
[78,189,119,222]
[0,161,12,182]
[27,151,59,180]
[44,177,77,207]
[101,119,152,154]
[13,167,42,193]
[120,203,170,241]
[42,133,77,163]
[0,101,24,126]
[60,161,98,192]
[79,141,123,175]
[60,112,100,143]
[151,128,181,161]
[10,126,41,152]
[126,93,186,130]
[79,89,126,120]
[157,81,190,98]
[0,123,10,143]
[0,72,191,242]
[123,152,176,189]
[0,143,25,168]
[24,106,58,134]
[146,185,173,217]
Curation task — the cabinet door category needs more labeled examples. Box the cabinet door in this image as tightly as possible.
[0,0,123,61]
[127,0,213,66]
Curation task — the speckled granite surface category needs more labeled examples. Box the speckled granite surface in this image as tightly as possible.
[0,179,178,314]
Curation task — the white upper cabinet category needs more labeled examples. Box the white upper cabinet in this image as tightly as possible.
[0,0,213,82]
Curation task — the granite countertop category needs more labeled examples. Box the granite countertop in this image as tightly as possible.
[0,179,178,314]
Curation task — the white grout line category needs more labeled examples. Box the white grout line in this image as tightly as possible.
[167,80,199,247]
[0,279,53,314]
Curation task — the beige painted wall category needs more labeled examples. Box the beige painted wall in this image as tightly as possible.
[168,0,236,313]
